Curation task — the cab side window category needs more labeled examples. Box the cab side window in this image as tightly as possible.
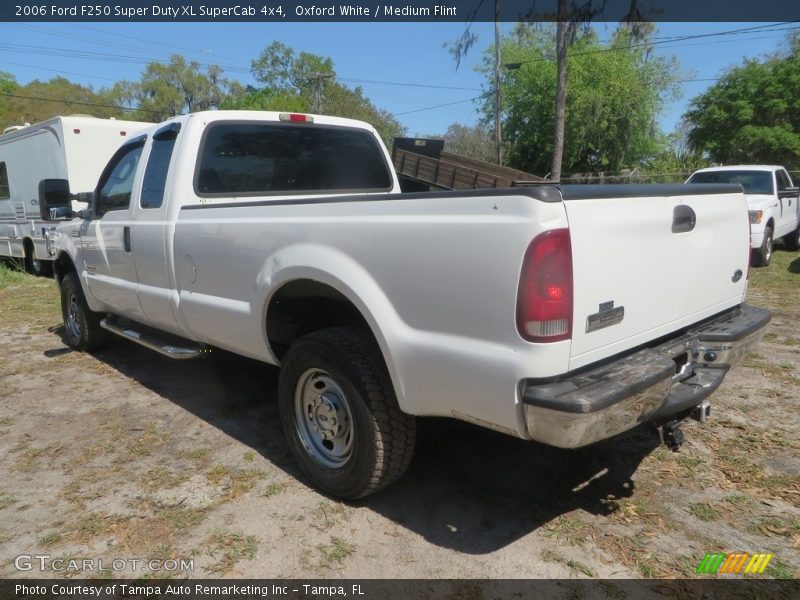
[141,127,179,209]
[776,170,792,191]
[0,162,9,199]
[95,141,145,218]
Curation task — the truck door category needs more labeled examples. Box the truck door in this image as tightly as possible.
[131,123,183,335]
[81,137,148,322]
[776,169,798,236]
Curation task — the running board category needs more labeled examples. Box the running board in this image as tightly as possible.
[100,317,208,360]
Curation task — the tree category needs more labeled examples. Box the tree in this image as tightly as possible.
[246,42,405,145]
[110,55,243,121]
[439,123,495,162]
[684,34,800,168]
[483,24,680,176]
[1,76,122,127]
[0,72,19,127]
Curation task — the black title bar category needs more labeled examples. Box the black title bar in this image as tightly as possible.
[2,1,800,22]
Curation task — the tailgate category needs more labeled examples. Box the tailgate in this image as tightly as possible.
[563,184,750,371]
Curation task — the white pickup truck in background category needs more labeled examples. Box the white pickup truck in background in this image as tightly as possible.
[41,111,770,499]
[687,165,800,266]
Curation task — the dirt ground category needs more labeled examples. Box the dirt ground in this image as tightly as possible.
[0,252,798,581]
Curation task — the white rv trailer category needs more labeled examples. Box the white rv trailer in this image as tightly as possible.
[0,116,151,274]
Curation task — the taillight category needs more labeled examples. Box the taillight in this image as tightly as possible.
[516,229,573,343]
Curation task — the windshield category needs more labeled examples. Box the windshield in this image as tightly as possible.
[687,170,774,195]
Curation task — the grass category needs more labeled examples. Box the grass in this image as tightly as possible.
[206,465,267,500]
[317,537,355,567]
[203,531,258,575]
[0,493,18,510]
[689,503,721,522]
[262,482,287,498]
[722,493,753,507]
[540,549,596,577]
[0,262,60,329]
[543,516,593,546]
[38,532,62,547]
[764,557,795,579]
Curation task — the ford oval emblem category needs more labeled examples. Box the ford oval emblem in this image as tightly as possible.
[731,269,743,283]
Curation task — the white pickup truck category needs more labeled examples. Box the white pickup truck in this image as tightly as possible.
[687,165,800,266]
[42,111,770,499]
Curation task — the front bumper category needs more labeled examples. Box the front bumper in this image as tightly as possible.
[521,304,770,448]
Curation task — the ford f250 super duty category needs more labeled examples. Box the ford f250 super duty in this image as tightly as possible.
[41,110,770,499]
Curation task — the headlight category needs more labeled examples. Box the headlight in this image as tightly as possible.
[748,210,763,225]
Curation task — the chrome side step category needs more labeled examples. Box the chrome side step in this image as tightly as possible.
[100,317,208,360]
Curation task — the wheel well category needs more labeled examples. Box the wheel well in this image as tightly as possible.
[22,237,34,258]
[766,218,775,231]
[266,280,372,360]
[53,252,76,285]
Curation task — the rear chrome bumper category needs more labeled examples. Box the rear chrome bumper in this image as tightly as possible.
[521,304,770,448]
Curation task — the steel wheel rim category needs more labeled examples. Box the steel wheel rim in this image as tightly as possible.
[765,236,773,262]
[65,291,81,343]
[294,368,354,469]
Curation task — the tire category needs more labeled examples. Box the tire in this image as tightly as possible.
[24,244,49,276]
[60,272,106,351]
[753,226,773,267]
[278,327,416,499]
[783,226,800,251]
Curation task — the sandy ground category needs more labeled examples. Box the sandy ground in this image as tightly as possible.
[0,256,798,581]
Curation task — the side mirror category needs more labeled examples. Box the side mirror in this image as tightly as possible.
[73,192,96,220]
[778,187,799,200]
[38,179,73,221]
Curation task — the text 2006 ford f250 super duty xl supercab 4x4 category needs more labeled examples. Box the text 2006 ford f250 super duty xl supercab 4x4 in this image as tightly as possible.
[40,111,770,499]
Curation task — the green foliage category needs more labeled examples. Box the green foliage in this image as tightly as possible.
[484,24,681,176]
[247,42,405,145]
[438,123,494,162]
[110,55,243,122]
[637,128,711,182]
[220,86,309,113]
[684,34,800,168]
[251,41,334,95]
[0,76,122,128]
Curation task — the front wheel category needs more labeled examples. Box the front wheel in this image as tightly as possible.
[753,226,773,267]
[278,327,416,499]
[60,272,105,350]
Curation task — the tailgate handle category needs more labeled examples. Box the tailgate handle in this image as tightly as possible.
[672,205,696,233]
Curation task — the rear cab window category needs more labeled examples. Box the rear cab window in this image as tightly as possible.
[688,170,774,195]
[194,122,392,197]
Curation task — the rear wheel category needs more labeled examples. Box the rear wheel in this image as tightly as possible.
[60,272,105,350]
[783,225,800,251]
[278,327,416,499]
[753,226,773,267]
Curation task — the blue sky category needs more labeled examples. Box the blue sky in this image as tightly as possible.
[0,21,793,136]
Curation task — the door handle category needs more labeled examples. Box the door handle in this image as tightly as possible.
[672,205,696,233]
[123,226,131,252]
